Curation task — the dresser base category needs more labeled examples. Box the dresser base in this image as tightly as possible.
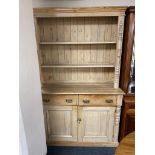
[47,141,119,147]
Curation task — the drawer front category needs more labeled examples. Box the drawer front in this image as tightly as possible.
[79,95,117,106]
[42,94,77,105]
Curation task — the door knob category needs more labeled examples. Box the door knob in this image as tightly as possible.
[77,118,82,124]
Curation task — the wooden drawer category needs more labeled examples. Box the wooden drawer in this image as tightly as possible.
[42,94,78,105]
[79,95,117,106]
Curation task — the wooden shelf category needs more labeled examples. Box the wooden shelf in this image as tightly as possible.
[42,85,124,95]
[40,41,117,45]
[41,64,115,68]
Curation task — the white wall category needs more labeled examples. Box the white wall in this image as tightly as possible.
[19,106,29,155]
[33,0,135,8]
[19,0,47,154]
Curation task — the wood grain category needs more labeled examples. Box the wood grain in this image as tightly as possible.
[42,94,78,105]
[47,141,119,147]
[78,106,115,142]
[34,7,126,147]
[33,7,127,17]
[120,7,135,93]
[114,16,125,88]
[42,85,125,95]
[44,105,78,142]
[115,132,135,155]
[119,94,135,141]
[79,95,117,106]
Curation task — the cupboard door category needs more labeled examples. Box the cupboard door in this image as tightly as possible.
[44,105,77,142]
[78,106,115,142]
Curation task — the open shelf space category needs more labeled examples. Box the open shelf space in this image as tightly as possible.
[35,14,123,88]
[40,41,117,45]
[37,17,118,43]
[41,64,115,68]
[40,44,116,66]
[41,67,115,84]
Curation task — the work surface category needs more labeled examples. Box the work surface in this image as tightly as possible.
[42,85,124,95]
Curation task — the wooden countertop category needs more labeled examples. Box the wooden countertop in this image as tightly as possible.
[115,132,135,155]
[42,85,124,95]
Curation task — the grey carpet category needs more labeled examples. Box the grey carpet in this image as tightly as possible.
[47,146,116,155]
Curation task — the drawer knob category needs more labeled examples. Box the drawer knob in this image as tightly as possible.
[66,99,73,103]
[105,99,113,103]
[43,99,50,103]
[83,99,90,104]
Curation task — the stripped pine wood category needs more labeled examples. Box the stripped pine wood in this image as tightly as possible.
[70,45,78,65]
[114,16,125,88]
[111,17,118,41]
[104,17,110,41]
[34,7,126,147]
[91,17,98,42]
[78,107,115,142]
[98,17,104,42]
[41,68,115,84]
[71,18,78,41]
[40,41,117,45]
[84,17,91,42]
[64,18,71,41]
[33,7,126,17]
[58,45,65,65]
[40,44,116,65]
[42,85,124,95]
[44,105,78,142]
[38,17,117,43]
[57,18,64,41]
[77,17,85,42]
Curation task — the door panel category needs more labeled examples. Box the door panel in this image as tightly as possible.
[78,106,115,142]
[44,105,77,142]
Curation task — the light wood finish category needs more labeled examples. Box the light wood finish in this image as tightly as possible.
[41,68,115,85]
[44,105,77,142]
[114,16,125,88]
[34,7,125,147]
[34,8,125,87]
[38,17,118,42]
[115,132,135,155]
[41,64,115,68]
[79,95,117,106]
[47,141,118,147]
[35,13,124,86]
[43,94,78,105]
[40,41,117,45]
[42,82,114,88]
[113,95,123,142]
[33,7,127,17]
[78,106,115,142]
[42,85,124,95]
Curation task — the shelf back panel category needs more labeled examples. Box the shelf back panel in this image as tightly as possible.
[41,68,115,84]
[38,17,118,43]
[40,44,116,66]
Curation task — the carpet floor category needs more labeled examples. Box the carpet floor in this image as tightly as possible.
[47,146,116,155]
